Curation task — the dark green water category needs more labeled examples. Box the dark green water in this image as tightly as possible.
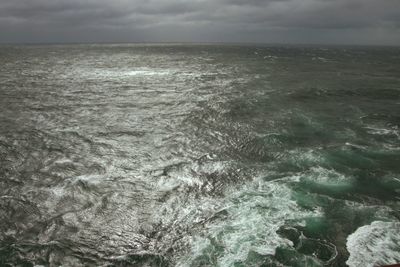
[0,44,399,266]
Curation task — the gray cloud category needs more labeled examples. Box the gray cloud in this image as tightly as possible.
[0,0,399,45]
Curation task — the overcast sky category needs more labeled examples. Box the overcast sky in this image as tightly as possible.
[0,0,399,45]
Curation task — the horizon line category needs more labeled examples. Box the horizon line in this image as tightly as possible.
[0,41,399,48]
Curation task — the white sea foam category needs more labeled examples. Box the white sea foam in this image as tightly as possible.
[365,126,399,139]
[302,166,353,187]
[50,186,66,197]
[346,221,400,267]
[176,178,321,266]
[288,148,324,164]
[156,160,230,189]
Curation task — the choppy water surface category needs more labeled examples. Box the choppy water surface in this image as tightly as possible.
[0,44,399,267]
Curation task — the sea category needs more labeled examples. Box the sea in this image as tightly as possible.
[0,44,399,267]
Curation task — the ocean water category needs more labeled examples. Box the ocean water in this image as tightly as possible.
[0,44,399,267]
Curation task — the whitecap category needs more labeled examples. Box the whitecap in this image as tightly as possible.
[176,178,321,266]
[346,221,400,267]
[301,166,354,188]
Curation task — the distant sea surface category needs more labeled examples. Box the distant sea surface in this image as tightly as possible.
[1,44,400,267]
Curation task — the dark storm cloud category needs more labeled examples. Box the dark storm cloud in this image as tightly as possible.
[0,0,399,44]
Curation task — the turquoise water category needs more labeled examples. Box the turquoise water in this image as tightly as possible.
[0,44,399,266]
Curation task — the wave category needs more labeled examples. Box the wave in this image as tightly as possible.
[346,221,400,267]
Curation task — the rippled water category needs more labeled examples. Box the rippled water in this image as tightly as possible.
[0,44,399,267]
